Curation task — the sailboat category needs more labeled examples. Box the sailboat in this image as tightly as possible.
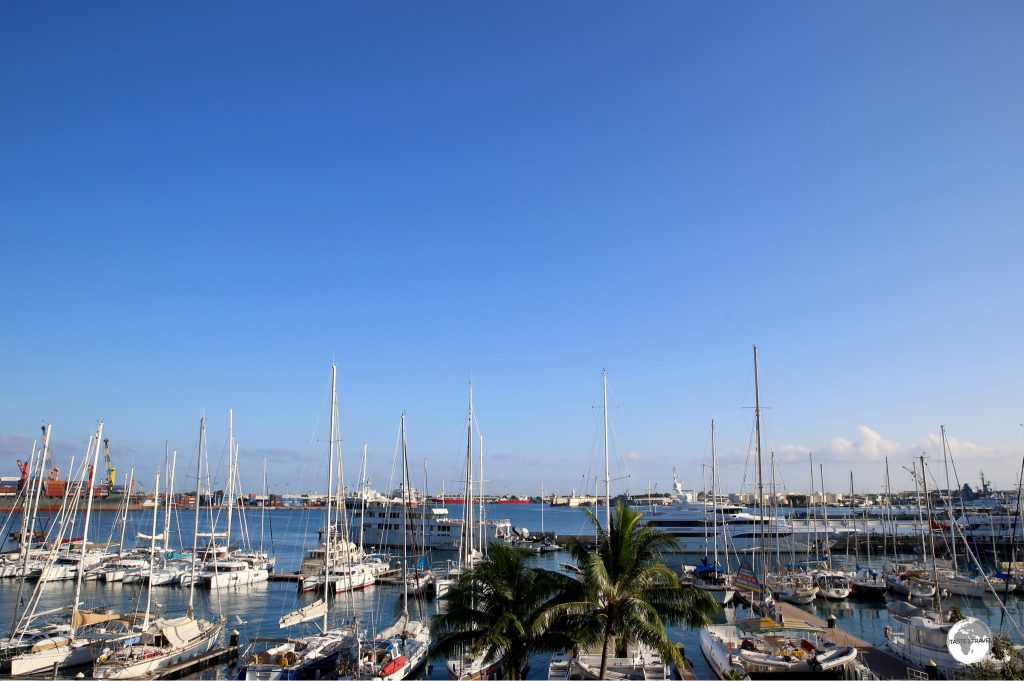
[812,464,852,601]
[442,383,502,680]
[701,347,859,679]
[850,470,886,599]
[436,383,482,601]
[5,425,140,676]
[93,417,224,679]
[241,363,359,681]
[192,410,270,589]
[884,454,1006,677]
[342,413,431,680]
[692,420,735,606]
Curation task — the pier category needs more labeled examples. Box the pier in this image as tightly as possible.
[775,602,915,679]
[150,645,239,679]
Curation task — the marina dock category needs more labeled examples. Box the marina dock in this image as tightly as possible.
[775,602,915,679]
[150,645,239,679]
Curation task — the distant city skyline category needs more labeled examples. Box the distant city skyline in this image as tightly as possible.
[2,3,1022,497]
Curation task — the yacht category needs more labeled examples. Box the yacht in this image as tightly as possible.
[642,494,794,555]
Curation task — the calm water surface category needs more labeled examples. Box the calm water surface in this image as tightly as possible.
[2,504,1022,679]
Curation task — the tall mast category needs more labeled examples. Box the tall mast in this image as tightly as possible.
[324,363,337,632]
[143,472,161,630]
[711,419,719,569]
[118,467,134,556]
[226,408,234,550]
[359,444,368,553]
[15,425,50,624]
[188,416,205,618]
[753,345,765,584]
[920,455,941,614]
[71,421,104,639]
[848,471,855,570]
[464,383,474,566]
[401,412,409,621]
[260,458,267,555]
[883,457,892,568]
[479,432,486,557]
[820,464,832,571]
[165,450,177,555]
[941,425,956,569]
[809,453,816,557]
[603,369,611,530]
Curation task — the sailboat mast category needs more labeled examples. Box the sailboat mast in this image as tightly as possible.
[479,432,485,557]
[920,455,941,614]
[188,416,205,618]
[118,467,134,557]
[165,450,177,555]
[359,444,368,553]
[603,369,611,530]
[324,363,337,632]
[16,424,50,621]
[143,472,161,630]
[260,458,267,555]
[401,412,409,620]
[226,409,234,550]
[941,425,956,569]
[465,383,474,566]
[711,419,719,569]
[753,345,765,584]
[71,422,104,639]
[820,464,832,571]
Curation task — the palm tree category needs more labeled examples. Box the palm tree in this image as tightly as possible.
[430,543,580,680]
[542,501,716,679]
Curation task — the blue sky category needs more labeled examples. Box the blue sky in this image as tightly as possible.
[2,2,1022,498]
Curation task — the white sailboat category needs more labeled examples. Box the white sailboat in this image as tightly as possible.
[702,348,860,679]
[93,418,224,679]
[7,425,140,676]
[241,363,356,681]
[692,420,736,606]
[344,413,431,680]
[195,410,269,589]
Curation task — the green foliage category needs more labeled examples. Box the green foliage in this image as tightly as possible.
[947,605,964,623]
[429,543,580,680]
[538,501,717,679]
[990,633,1014,660]
[969,660,1000,679]
[969,634,1024,679]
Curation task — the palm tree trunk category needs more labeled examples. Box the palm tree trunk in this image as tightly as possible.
[599,629,612,680]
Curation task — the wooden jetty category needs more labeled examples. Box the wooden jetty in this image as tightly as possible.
[151,644,239,679]
[268,572,304,582]
[775,601,916,679]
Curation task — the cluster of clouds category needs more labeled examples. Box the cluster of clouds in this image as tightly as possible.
[770,426,1011,491]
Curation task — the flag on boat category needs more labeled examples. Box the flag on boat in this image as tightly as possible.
[733,561,762,594]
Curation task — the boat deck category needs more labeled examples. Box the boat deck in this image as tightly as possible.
[775,602,914,679]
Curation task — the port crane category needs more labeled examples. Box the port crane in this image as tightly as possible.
[103,438,117,489]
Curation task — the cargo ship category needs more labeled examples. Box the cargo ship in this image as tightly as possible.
[0,439,146,512]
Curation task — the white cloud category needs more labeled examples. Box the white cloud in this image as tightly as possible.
[769,426,1017,491]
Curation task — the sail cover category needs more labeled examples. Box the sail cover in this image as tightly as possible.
[279,599,327,628]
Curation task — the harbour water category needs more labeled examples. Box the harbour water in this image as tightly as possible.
[2,503,1024,678]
